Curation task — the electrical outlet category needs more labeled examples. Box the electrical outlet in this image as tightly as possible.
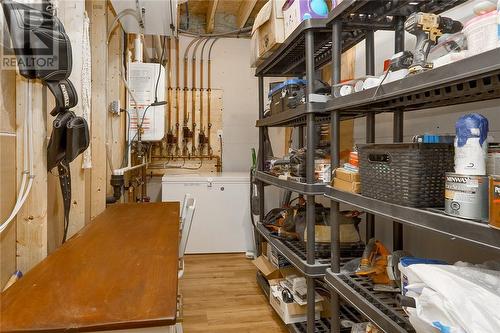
[110,100,120,115]
[217,130,223,138]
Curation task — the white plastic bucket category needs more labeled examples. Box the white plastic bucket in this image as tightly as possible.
[463,11,499,56]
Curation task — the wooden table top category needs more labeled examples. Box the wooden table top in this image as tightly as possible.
[0,202,180,332]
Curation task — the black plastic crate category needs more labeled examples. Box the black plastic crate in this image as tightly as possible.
[358,143,454,208]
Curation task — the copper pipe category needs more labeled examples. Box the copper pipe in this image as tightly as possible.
[190,38,206,155]
[207,38,219,156]
[175,37,181,155]
[199,38,211,154]
[183,38,199,127]
[181,38,199,156]
[166,37,172,133]
[148,155,222,173]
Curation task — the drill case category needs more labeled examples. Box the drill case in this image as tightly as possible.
[268,79,331,116]
[268,79,307,116]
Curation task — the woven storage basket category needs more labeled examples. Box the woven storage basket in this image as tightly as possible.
[358,143,454,207]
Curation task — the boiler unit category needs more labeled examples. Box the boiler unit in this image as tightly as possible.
[127,62,165,141]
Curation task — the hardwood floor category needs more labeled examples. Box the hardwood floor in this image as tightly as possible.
[179,253,288,333]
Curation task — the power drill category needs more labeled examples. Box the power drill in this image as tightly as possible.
[405,12,463,74]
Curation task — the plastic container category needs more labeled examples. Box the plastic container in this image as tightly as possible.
[358,143,455,207]
[463,11,499,56]
[454,113,489,175]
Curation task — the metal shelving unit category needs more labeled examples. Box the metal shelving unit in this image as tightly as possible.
[255,16,332,333]
[325,2,500,333]
[253,1,490,333]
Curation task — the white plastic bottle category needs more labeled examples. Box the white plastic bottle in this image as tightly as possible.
[454,114,489,175]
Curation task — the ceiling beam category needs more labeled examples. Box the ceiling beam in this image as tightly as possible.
[206,0,219,33]
[236,0,258,28]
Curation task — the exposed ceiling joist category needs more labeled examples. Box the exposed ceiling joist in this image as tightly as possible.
[236,0,258,28]
[206,0,219,33]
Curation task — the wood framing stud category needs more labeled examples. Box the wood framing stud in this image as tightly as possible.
[206,0,219,33]
[237,0,258,28]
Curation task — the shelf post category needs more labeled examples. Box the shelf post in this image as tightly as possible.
[257,76,265,256]
[365,30,376,241]
[330,20,343,333]
[305,28,316,333]
[393,17,405,251]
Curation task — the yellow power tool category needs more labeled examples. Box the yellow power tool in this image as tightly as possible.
[405,12,463,74]
[356,238,392,285]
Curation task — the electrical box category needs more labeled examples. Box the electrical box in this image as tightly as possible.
[127,62,166,141]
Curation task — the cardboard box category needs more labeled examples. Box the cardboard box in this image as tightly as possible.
[304,224,362,243]
[304,225,331,243]
[253,256,282,280]
[333,177,361,194]
[335,167,360,183]
[270,284,323,324]
[261,241,268,259]
[252,0,286,59]
[283,0,329,39]
[250,29,264,68]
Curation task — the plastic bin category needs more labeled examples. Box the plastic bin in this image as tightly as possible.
[358,143,454,207]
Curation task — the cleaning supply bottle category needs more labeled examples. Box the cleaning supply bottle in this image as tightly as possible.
[454,113,489,175]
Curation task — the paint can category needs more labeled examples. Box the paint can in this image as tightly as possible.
[489,176,500,229]
[445,173,489,222]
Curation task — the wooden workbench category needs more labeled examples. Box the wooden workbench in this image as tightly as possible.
[0,202,180,332]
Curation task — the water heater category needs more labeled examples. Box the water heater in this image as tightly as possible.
[127,62,165,142]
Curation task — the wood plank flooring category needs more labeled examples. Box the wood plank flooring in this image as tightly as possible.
[179,253,288,333]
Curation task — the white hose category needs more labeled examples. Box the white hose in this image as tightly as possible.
[0,81,35,233]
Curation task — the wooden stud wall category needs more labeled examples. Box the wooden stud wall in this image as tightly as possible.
[0,69,17,287]
[0,0,125,288]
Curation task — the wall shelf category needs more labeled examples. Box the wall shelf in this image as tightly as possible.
[256,171,326,196]
[324,48,500,114]
[256,223,331,277]
[325,270,414,333]
[325,186,500,251]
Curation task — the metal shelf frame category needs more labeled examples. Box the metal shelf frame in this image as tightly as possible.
[254,1,493,332]
[325,270,415,333]
[256,171,327,196]
[256,24,322,333]
[256,223,331,277]
[326,3,500,333]
[325,187,500,251]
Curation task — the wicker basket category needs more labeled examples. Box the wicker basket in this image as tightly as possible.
[358,143,454,207]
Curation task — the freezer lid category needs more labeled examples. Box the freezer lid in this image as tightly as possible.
[162,172,250,184]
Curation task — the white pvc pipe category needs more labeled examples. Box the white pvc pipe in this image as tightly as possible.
[0,81,35,233]
[134,35,143,63]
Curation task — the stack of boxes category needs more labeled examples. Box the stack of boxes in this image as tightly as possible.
[253,242,324,324]
[251,0,334,67]
[332,152,361,193]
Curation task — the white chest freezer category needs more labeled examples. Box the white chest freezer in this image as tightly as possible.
[161,172,253,254]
